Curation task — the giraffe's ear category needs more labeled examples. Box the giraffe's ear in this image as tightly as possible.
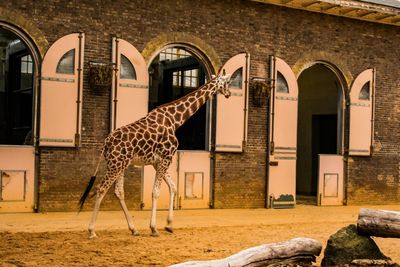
[211,74,216,79]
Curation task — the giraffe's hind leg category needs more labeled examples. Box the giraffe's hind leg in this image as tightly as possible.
[88,170,120,239]
[114,174,139,236]
[163,172,176,233]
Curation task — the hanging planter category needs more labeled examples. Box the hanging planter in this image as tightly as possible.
[251,80,271,107]
[88,61,114,90]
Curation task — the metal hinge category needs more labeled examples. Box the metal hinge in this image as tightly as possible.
[270,141,275,155]
[74,133,81,147]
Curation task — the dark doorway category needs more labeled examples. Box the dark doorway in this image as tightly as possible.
[0,30,34,145]
[296,63,342,204]
[311,114,337,195]
[149,47,208,150]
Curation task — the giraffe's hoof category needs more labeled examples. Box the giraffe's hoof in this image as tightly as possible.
[131,230,140,236]
[165,226,174,233]
[88,232,98,239]
[150,230,160,237]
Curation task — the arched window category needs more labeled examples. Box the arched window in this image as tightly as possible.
[230,67,242,89]
[120,55,137,79]
[56,49,75,74]
[359,81,370,100]
[0,27,35,145]
[277,71,289,93]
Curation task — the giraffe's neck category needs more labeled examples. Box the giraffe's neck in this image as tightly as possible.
[161,79,218,130]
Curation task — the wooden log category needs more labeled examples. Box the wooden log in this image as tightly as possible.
[169,237,322,267]
[357,208,400,238]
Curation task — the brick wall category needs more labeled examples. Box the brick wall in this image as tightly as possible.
[1,0,399,211]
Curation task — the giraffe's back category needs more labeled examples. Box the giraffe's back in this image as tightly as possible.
[103,114,177,169]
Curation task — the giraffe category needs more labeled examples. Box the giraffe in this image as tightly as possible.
[78,72,232,238]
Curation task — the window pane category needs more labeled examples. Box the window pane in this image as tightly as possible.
[21,61,27,73]
[56,49,75,74]
[27,62,33,74]
[159,53,165,61]
[359,81,370,100]
[184,76,191,87]
[27,55,33,74]
[20,55,33,74]
[277,72,289,93]
[173,72,180,86]
[230,67,243,89]
[120,55,137,80]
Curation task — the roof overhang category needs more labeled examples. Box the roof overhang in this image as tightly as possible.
[250,0,400,26]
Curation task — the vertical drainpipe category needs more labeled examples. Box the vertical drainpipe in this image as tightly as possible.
[75,32,83,147]
[265,55,275,209]
[265,93,270,209]
[210,93,217,209]
[34,144,40,212]
[31,38,42,213]
[112,37,119,131]
[343,80,350,206]
[34,64,41,213]
[370,68,376,155]
[242,53,250,148]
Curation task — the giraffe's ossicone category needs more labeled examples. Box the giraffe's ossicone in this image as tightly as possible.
[79,72,232,238]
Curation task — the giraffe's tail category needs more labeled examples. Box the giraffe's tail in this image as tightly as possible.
[78,147,104,213]
[78,175,97,213]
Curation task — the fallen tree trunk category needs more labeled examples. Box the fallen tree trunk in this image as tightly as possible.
[169,237,322,267]
[357,208,400,238]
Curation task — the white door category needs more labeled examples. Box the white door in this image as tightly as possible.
[318,154,344,205]
[142,151,210,209]
[268,56,298,208]
[177,151,210,209]
[0,147,35,212]
[111,37,149,131]
[215,53,250,152]
[39,33,84,147]
[349,69,375,156]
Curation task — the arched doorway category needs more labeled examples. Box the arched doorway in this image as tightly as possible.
[0,23,39,212]
[0,28,36,145]
[296,63,345,205]
[143,45,213,210]
[148,46,210,150]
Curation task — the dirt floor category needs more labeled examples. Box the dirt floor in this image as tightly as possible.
[1,205,399,267]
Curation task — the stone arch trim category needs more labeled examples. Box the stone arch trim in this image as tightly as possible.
[0,6,48,59]
[142,32,221,76]
[292,51,353,91]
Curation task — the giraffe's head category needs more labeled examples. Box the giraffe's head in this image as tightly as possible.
[212,73,232,98]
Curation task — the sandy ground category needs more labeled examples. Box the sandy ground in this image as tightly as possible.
[1,205,400,266]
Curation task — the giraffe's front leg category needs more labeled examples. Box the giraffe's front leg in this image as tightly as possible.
[150,172,163,237]
[163,172,176,233]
